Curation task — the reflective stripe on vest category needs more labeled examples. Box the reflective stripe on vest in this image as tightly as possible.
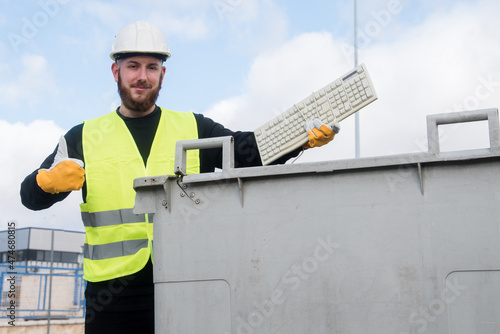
[81,108,199,282]
[82,208,145,228]
[84,239,149,260]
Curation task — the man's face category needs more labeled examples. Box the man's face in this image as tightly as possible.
[112,55,166,116]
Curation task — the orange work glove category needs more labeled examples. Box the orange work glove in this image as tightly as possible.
[36,136,85,194]
[303,119,340,149]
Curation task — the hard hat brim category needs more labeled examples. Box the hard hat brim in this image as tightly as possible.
[112,52,170,62]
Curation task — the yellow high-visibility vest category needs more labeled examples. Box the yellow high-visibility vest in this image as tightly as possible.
[80,108,199,282]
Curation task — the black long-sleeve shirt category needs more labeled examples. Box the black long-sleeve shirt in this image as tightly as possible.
[20,106,300,298]
[21,107,298,210]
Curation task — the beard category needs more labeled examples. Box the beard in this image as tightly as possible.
[117,71,163,114]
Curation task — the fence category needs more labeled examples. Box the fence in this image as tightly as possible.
[0,264,84,321]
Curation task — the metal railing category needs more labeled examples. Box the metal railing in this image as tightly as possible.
[0,264,85,320]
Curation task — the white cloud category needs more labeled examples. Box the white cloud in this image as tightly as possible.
[0,120,83,231]
[0,54,59,110]
[203,31,360,162]
[205,32,351,129]
[360,0,500,157]
[204,0,500,164]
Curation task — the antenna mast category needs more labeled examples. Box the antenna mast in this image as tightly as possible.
[354,0,360,158]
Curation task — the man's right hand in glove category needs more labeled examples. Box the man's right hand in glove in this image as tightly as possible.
[36,136,85,194]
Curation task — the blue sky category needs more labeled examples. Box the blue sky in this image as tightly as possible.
[1,0,499,231]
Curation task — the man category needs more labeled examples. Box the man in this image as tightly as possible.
[20,21,338,333]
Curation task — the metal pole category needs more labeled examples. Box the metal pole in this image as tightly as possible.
[354,0,358,67]
[47,230,54,334]
[354,0,360,158]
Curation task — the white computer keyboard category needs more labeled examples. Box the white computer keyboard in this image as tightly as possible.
[254,63,377,165]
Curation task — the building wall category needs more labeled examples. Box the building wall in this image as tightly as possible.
[0,228,85,254]
[0,320,84,334]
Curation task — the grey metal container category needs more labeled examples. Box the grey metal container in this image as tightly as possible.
[134,108,500,334]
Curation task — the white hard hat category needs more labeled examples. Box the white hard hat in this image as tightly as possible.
[110,20,171,61]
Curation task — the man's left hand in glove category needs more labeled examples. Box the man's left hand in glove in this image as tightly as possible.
[303,119,340,149]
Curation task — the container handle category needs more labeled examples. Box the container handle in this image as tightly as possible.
[426,108,499,154]
[174,136,234,176]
